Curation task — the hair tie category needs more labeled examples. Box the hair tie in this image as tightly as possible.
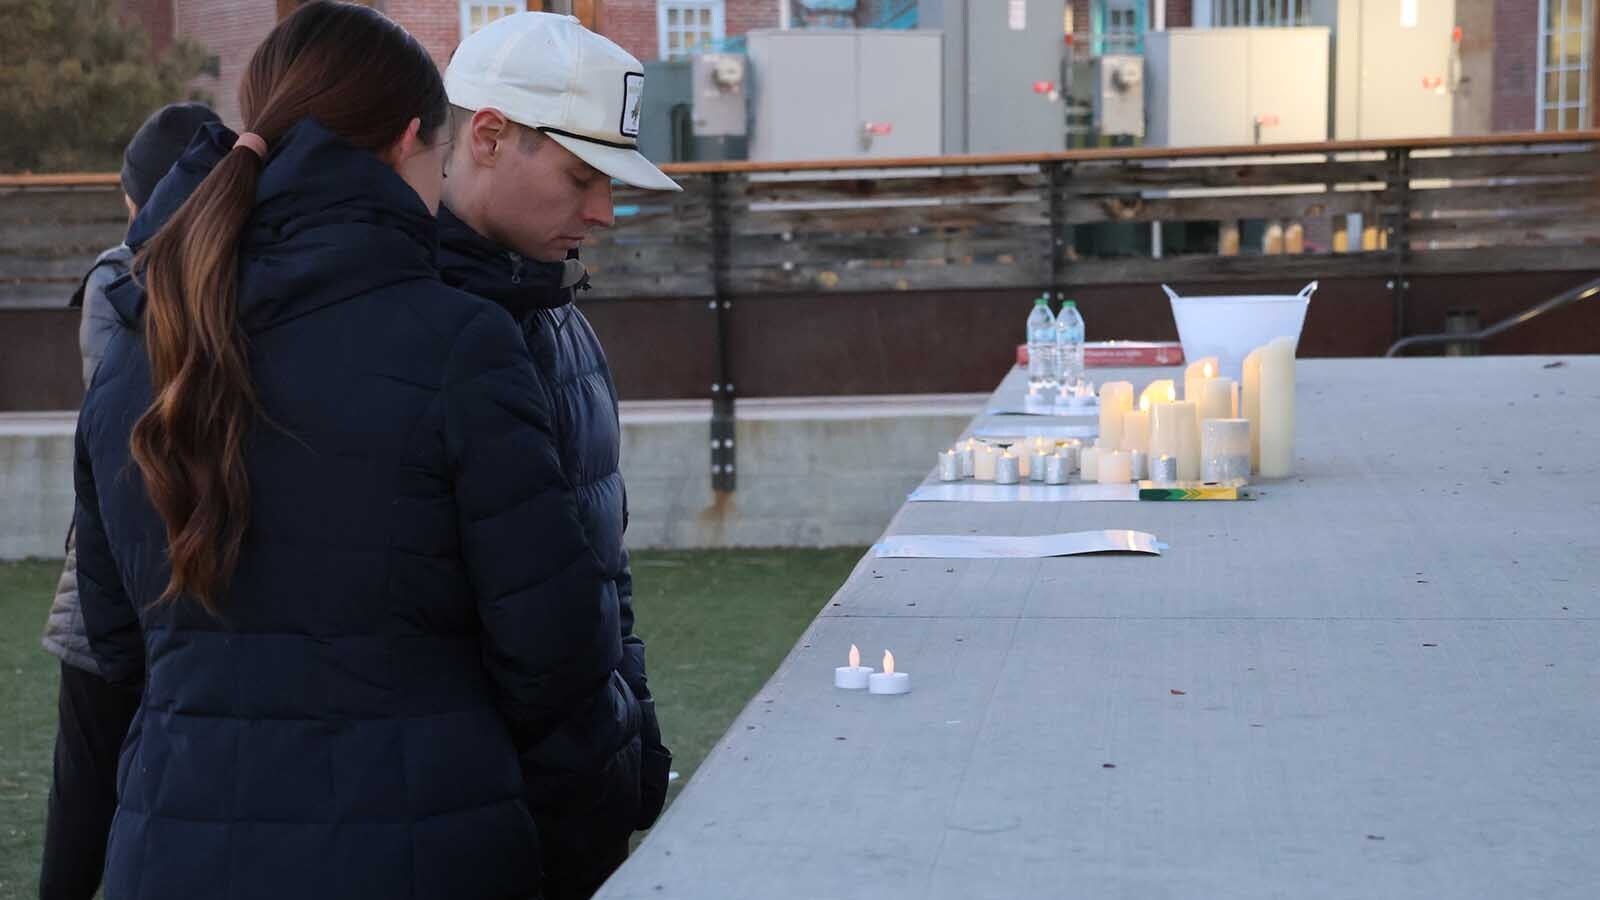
[234,132,268,160]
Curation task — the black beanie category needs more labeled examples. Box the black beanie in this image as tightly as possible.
[120,102,222,208]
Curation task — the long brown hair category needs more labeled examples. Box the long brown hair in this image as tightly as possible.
[131,1,447,613]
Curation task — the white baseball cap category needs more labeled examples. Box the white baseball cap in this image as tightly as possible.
[445,12,681,192]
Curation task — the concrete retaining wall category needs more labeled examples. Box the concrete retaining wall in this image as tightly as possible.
[0,395,980,560]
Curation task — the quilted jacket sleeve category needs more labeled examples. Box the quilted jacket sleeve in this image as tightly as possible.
[73,421,145,686]
[615,539,672,830]
[444,306,623,750]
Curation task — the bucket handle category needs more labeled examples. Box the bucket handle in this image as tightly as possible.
[1161,284,1181,303]
[1297,281,1319,300]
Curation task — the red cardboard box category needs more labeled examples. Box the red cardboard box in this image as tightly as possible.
[1017,341,1185,368]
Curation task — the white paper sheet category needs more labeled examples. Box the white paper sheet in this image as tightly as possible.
[875,530,1161,559]
[909,483,1140,503]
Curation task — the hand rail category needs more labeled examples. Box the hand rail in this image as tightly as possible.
[1385,276,1600,356]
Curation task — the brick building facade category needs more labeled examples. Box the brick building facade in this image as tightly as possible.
[121,0,1590,135]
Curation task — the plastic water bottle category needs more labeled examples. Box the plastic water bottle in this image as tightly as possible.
[1055,299,1085,391]
[1026,295,1057,391]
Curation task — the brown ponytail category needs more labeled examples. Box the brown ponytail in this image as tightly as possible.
[130,0,447,612]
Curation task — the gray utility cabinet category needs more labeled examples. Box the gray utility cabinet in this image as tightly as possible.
[1333,0,1456,139]
[1145,28,1331,147]
[746,29,942,162]
[919,0,1067,154]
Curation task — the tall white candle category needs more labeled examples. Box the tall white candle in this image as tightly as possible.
[1097,449,1133,484]
[1097,381,1134,449]
[1184,357,1218,403]
[1120,396,1152,453]
[960,438,979,477]
[1139,378,1177,410]
[1199,377,1238,422]
[1242,349,1263,471]
[1150,400,1201,481]
[1258,336,1296,478]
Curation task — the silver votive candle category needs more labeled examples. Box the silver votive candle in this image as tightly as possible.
[1201,418,1252,483]
[1044,453,1071,484]
[938,449,961,482]
[1056,440,1080,473]
[1150,453,1179,485]
[1130,449,1149,481]
[1029,451,1049,481]
[958,442,976,478]
[994,452,1021,484]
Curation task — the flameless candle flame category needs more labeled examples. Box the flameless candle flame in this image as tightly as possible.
[849,644,860,668]
[1139,395,1151,413]
[882,650,895,676]
[1203,361,1215,379]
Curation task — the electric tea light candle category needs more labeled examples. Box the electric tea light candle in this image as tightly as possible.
[868,650,910,695]
[835,644,872,690]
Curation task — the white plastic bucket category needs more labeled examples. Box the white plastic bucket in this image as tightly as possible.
[1163,282,1315,381]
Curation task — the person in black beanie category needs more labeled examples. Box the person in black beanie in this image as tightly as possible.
[42,101,217,900]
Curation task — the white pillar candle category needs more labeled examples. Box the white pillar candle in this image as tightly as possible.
[1097,449,1133,484]
[1058,439,1082,472]
[1150,453,1179,484]
[1150,400,1201,481]
[1242,348,1263,471]
[1097,381,1134,449]
[1015,449,1032,479]
[868,649,910,695]
[1120,398,1152,453]
[1044,453,1071,484]
[1199,377,1239,421]
[959,439,978,477]
[1184,357,1219,403]
[995,452,1021,484]
[1139,378,1177,410]
[835,644,873,689]
[974,444,998,481]
[1258,336,1297,478]
[938,450,961,482]
[1080,446,1100,482]
[1201,418,1252,483]
[1130,449,1149,480]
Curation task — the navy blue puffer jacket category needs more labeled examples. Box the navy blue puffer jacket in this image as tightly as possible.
[437,209,670,851]
[73,120,620,900]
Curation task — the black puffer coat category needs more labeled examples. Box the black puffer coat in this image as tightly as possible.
[74,119,622,900]
[437,209,670,855]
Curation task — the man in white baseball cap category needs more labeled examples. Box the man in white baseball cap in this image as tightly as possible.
[436,12,676,900]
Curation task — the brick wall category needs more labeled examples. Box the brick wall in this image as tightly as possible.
[602,0,657,61]
[386,0,465,66]
[175,0,278,128]
[1492,0,1540,131]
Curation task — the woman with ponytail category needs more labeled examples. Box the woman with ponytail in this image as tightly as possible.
[72,4,622,896]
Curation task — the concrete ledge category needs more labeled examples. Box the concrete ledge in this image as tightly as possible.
[0,396,983,559]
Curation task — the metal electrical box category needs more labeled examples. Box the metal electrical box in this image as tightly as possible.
[1093,54,1145,139]
[1145,28,1330,147]
[691,53,747,137]
[919,0,1068,154]
[1334,0,1457,139]
[746,29,942,162]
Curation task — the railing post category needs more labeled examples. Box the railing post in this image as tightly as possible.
[1047,160,1069,303]
[1388,148,1413,344]
[708,172,737,493]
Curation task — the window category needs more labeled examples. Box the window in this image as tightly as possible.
[1209,0,1311,27]
[461,0,522,38]
[1538,0,1593,131]
[658,1,725,60]
[1092,0,1143,55]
